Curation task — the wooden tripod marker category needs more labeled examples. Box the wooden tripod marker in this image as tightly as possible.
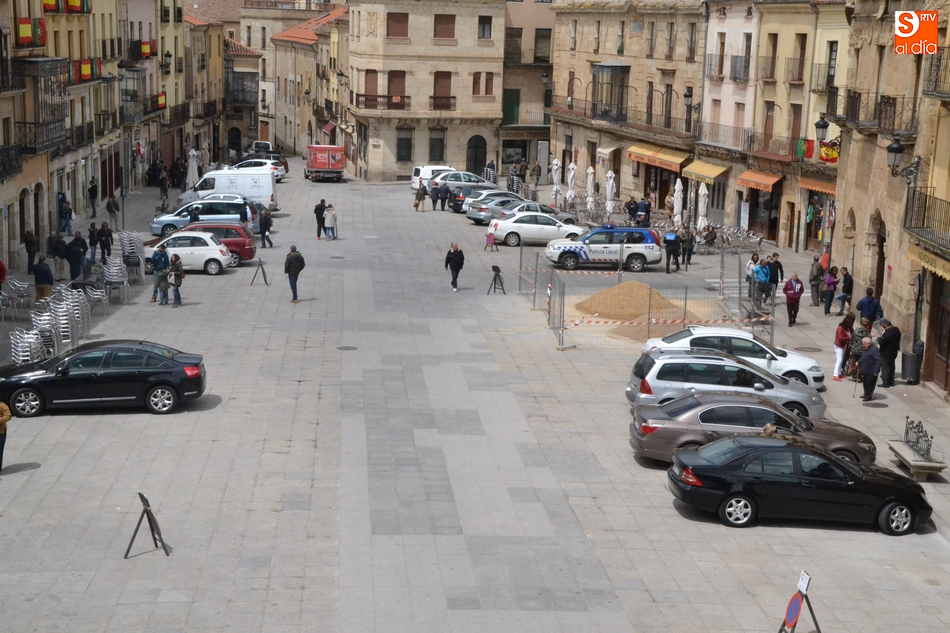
[124,492,171,558]
[250,258,269,286]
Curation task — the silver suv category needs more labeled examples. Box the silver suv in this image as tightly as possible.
[625,349,826,419]
[150,199,261,236]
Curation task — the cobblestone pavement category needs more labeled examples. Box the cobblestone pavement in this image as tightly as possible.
[2,166,950,633]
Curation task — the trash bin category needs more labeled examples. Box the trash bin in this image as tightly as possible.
[902,351,921,385]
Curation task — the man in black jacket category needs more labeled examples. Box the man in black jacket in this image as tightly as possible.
[33,255,54,301]
[836,267,854,316]
[766,253,784,298]
[313,199,327,240]
[860,338,882,401]
[52,234,68,281]
[664,230,681,273]
[284,245,306,303]
[445,242,465,292]
[878,319,902,387]
[23,230,38,274]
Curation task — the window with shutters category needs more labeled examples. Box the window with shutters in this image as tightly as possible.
[534,29,551,63]
[485,72,494,96]
[478,16,492,40]
[434,15,455,39]
[472,72,481,95]
[396,128,413,163]
[387,13,409,38]
[429,128,446,162]
[388,70,406,96]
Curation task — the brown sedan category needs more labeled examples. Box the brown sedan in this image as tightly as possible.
[629,392,876,464]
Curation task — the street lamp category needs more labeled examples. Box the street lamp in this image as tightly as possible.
[303,88,311,104]
[260,97,269,112]
[158,51,173,74]
[887,138,921,187]
[336,69,349,87]
[814,114,830,143]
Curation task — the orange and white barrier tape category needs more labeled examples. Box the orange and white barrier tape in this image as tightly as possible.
[564,315,773,328]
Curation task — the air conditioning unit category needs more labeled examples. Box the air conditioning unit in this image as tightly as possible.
[718,7,727,17]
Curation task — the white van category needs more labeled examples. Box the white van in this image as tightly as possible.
[178,169,278,211]
[411,165,454,191]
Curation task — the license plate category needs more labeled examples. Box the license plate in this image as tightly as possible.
[671,463,682,478]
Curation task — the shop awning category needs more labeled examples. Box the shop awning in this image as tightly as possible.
[737,169,783,192]
[800,176,837,196]
[682,160,728,184]
[596,143,622,161]
[909,244,950,280]
[322,122,336,135]
[626,143,691,172]
[626,142,661,163]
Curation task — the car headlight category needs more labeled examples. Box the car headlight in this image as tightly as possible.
[808,365,821,372]
[811,395,823,404]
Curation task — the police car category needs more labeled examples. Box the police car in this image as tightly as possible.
[544,225,663,272]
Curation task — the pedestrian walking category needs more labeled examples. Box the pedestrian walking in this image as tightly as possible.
[530,161,541,187]
[767,253,784,298]
[87,222,99,263]
[66,232,88,281]
[52,234,68,281]
[106,193,120,228]
[746,252,760,299]
[150,244,170,303]
[59,200,74,235]
[414,180,427,212]
[33,255,53,301]
[97,222,113,264]
[260,211,274,248]
[438,182,450,211]
[663,229,681,273]
[0,399,10,473]
[753,257,772,308]
[832,315,853,381]
[445,241,464,292]
[87,178,98,218]
[24,230,38,274]
[679,226,695,268]
[850,317,871,380]
[855,288,882,330]
[429,181,440,209]
[324,205,337,240]
[314,198,327,236]
[518,159,528,183]
[859,338,882,401]
[783,273,804,326]
[878,319,902,388]
[168,254,184,307]
[836,267,853,316]
[284,245,306,303]
[823,266,839,315]
[625,196,637,223]
[808,255,823,306]
[159,170,169,200]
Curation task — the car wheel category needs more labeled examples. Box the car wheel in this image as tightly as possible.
[783,402,809,418]
[626,255,646,273]
[11,387,44,418]
[146,385,179,414]
[784,371,808,384]
[678,442,702,451]
[878,501,915,535]
[161,224,178,237]
[504,232,521,247]
[560,253,579,270]
[833,449,858,463]
[204,259,223,275]
[473,220,485,226]
[229,252,242,267]
[718,494,757,528]
[562,218,575,225]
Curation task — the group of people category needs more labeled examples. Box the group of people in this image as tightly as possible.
[46,223,115,283]
[312,199,338,239]
[624,196,653,227]
[832,311,901,401]
[746,253,786,309]
[662,226,699,273]
[149,244,185,307]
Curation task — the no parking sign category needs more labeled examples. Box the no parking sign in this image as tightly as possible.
[777,571,821,633]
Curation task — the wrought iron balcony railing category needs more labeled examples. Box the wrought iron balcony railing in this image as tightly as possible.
[0,144,22,180]
[429,96,456,111]
[698,122,754,151]
[748,132,801,161]
[923,48,950,100]
[906,188,950,255]
[811,63,836,92]
[785,57,806,84]
[705,54,724,80]
[163,102,190,127]
[72,121,94,148]
[730,56,750,83]
[354,94,411,110]
[758,56,778,81]
[844,89,879,128]
[16,121,67,154]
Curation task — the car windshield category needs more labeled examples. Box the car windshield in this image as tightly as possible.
[751,333,787,357]
[500,201,521,210]
[662,329,693,344]
[696,438,746,465]
[659,395,702,417]
[570,229,591,242]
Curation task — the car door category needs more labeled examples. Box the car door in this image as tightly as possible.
[728,337,775,372]
[683,362,727,395]
[43,350,111,406]
[697,405,754,443]
[795,451,871,521]
[652,362,687,400]
[740,450,801,518]
[510,214,540,241]
[100,350,154,403]
[689,335,730,354]
[161,235,195,268]
[187,235,214,268]
[723,365,774,397]
[534,214,564,242]
[583,231,614,262]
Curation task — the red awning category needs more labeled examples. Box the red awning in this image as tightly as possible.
[322,122,336,135]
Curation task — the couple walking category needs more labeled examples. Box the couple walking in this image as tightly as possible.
[313,199,338,239]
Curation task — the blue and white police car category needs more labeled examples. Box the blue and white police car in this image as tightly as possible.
[544,225,663,272]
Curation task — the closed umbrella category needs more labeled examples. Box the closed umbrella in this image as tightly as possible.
[550,159,561,204]
[186,148,199,190]
[586,166,595,213]
[697,182,709,231]
[605,171,616,216]
[566,162,577,203]
[673,178,684,225]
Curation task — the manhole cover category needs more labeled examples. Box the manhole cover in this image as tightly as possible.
[337,346,358,351]
[863,402,888,408]
[795,347,823,353]
[330,256,344,259]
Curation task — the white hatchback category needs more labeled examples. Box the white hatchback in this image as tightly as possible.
[430,170,490,187]
[488,212,581,247]
[232,158,286,182]
[143,231,233,276]
[643,326,825,389]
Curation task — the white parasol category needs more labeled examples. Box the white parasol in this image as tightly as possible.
[673,178,684,226]
[586,166,595,213]
[186,148,200,190]
[550,159,562,204]
[697,182,709,231]
[605,170,616,216]
[566,162,577,203]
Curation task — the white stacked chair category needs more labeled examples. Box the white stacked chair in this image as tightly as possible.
[85,286,109,314]
[49,299,76,347]
[0,290,18,322]
[30,310,62,357]
[10,328,45,364]
[7,279,33,313]
[60,288,90,337]
[117,231,145,283]
[101,255,131,304]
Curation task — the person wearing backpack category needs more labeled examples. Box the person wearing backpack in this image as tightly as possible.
[663,229,681,273]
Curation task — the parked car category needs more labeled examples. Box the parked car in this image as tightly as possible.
[625,349,827,419]
[500,201,578,224]
[629,392,876,464]
[411,165,454,190]
[544,226,663,272]
[247,140,273,154]
[430,170,490,188]
[178,222,257,267]
[447,184,499,212]
[462,189,526,214]
[150,199,260,237]
[143,231,232,276]
[178,168,278,211]
[667,435,931,535]
[232,158,286,182]
[0,340,206,416]
[244,152,290,173]
[644,326,825,388]
[487,212,582,247]
[466,196,528,225]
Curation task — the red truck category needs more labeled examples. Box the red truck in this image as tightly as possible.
[305,145,346,182]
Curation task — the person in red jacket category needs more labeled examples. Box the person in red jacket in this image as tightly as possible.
[0,257,7,287]
[782,273,804,326]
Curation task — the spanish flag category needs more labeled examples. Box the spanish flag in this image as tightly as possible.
[43,0,58,11]
[819,141,839,164]
[67,0,81,12]
[157,92,166,108]
[17,18,32,46]
[141,40,150,57]
[80,59,91,80]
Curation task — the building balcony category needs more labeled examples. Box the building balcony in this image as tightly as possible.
[549,96,698,140]
[43,0,92,13]
[95,109,118,136]
[200,99,218,118]
[748,132,802,161]
[811,64,836,92]
[429,96,456,111]
[0,144,23,179]
[906,188,950,257]
[163,101,190,127]
[227,90,258,106]
[122,101,143,124]
[16,121,68,154]
[758,56,778,82]
[878,95,917,136]
[826,85,845,121]
[502,109,549,126]
[0,67,26,93]
[705,54,724,80]
[844,89,879,130]
[144,94,166,115]
[698,122,754,152]
[354,94,410,110]
[71,121,94,148]
[785,57,806,84]
[68,58,102,85]
[730,56,750,83]
[923,48,950,100]
[503,47,551,65]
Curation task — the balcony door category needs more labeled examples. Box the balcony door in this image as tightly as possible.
[790,104,802,144]
[365,70,377,108]
[388,71,406,110]
[433,71,452,110]
[502,89,520,125]
[763,102,775,148]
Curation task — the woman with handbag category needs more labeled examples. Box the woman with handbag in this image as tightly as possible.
[414,178,427,212]
[168,254,184,307]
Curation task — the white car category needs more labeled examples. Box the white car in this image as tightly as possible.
[411,165,454,190]
[232,158,286,182]
[488,212,581,247]
[430,170,490,188]
[143,231,232,276]
[643,326,825,389]
[461,189,526,213]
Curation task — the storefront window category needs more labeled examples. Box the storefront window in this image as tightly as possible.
[805,191,830,250]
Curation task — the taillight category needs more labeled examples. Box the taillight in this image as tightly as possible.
[184,366,201,379]
[270,194,274,202]
[271,166,277,170]
[680,467,703,487]
[245,239,253,247]
[220,249,228,257]
[639,379,653,395]
[640,421,662,434]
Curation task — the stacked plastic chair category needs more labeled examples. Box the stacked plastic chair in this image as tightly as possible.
[10,328,45,364]
[49,299,76,347]
[60,287,91,338]
[85,286,109,314]
[118,231,145,283]
[6,279,33,314]
[101,255,131,304]
[0,290,18,322]
[29,310,62,358]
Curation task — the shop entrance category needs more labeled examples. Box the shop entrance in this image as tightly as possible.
[748,184,781,241]
[874,223,886,299]
[927,276,950,391]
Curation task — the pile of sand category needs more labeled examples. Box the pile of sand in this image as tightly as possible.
[575,280,676,321]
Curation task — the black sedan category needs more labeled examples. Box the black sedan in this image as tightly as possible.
[0,340,206,417]
[668,435,932,536]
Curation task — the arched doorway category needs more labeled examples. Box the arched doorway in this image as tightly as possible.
[227,127,242,154]
[466,135,487,175]
[870,211,886,299]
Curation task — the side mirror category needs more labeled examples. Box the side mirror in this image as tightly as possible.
[766,354,775,361]
[753,382,766,391]
[55,364,69,376]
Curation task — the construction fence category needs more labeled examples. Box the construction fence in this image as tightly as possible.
[517,247,777,349]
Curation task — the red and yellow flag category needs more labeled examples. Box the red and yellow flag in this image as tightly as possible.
[80,59,91,80]
[157,92,166,108]
[141,40,150,57]
[67,0,81,12]
[17,18,32,46]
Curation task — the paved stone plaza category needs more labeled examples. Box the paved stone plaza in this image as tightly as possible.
[4,165,950,632]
